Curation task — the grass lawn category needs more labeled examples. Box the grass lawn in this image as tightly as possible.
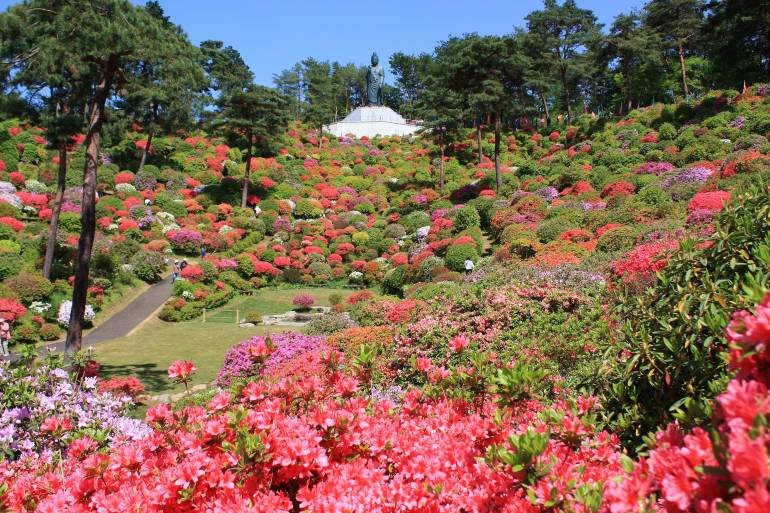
[96,318,282,396]
[205,286,363,322]
[96,286,364,396]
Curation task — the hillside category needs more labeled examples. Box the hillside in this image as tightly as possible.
[2,87,770,511]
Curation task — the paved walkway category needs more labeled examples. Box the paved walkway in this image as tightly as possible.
[2,276,171,361]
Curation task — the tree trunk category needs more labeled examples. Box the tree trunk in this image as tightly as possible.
[43,142,67,279]
[138,128,154,170]
[494,108,502,192]
[65,57,118,355]
[138,103,157,170]
[475,113,483,164]
[561,68,573,120]
[439,141,445,192]
[678,45,689,97]
[539,90,550,124]
[625,70,633,115]
[241,136,252,209]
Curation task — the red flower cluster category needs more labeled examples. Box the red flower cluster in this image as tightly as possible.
[98,377,146,399]
[687,190,732,212]
[612,240,679,284]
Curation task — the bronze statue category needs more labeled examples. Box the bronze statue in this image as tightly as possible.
[366,52,385,106]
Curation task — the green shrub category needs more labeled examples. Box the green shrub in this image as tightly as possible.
[444,245,479,272]
[13,322,39,344]
[453,206,480,232]
[294,199,322,218]
[657,122,676,141]
[535,217,578,243]
[0,252,23,280]
[130,251,167,283]
[39,323,61,341]
[400,211,431,233]
[595,226,637,253]
[0,239,21,254]
[601,180,770,449]
[5,273,54,304]
[58,212,82,233]
[382,266,406,296]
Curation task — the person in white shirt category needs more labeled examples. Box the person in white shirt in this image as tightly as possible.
[464,259,475,274]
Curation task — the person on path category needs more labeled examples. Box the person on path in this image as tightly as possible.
[0,317,11,357]
[464,259,475,275]
[200,246,207,258]
[172,260,181,282]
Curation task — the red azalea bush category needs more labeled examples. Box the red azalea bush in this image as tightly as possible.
[0,298,26,322]
[180,264,204,282]
[687,190,732,212]
[97,377,146,399]
[600,181,635,198]
[612,240,679,284]
[0,217,24,232]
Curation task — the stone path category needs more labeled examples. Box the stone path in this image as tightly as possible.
[2,276,172,361]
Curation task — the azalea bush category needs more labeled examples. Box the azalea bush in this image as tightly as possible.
[603,180,770,448]
[0,362,149,461]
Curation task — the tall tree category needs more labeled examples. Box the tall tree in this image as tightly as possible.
[416,65,465,191]
[122,1,207,169]
[200,40,253,98]
[602,12,659,114]
[389,52,432,119]
[436,34,525,191]
[705,0,770,86]
[273,63,302,120]
[644,0,705,97]
[525,0,602,120]
[301,58,335,148]
[217,85,291,208]
[0,5,88,279]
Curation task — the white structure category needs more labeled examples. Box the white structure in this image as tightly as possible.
[325,106,422,138]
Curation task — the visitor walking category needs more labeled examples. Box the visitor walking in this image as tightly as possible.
[200,246,207,258]
[464,259,475,275]
[180,258,188,272]
[0,317,11,357]
[172,260,181,282]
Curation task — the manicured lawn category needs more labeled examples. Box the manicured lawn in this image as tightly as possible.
[97,318,280,396]
[96,286,365,396]
[205,286,363,322]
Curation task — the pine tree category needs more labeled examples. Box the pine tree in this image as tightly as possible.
[121,2,207,169]
[524,0,602,120]
[643,0,705,98]
[217,85,291,208]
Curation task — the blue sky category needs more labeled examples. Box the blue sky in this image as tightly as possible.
[1,0,643,86]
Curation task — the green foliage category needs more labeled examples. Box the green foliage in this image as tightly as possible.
[382,266,406,296]
[535,217,578,243]
[130,251,167,283]
[444,244,479,272]
[0,252,23,280]
[602,181,770,449]
[5,273,54,304]
[58,212,82,233]
[453,205,480,232]
[595,226,637,253]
